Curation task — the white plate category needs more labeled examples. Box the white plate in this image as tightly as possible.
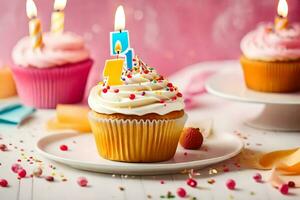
[205,71,300,105]
[36,132,243,175]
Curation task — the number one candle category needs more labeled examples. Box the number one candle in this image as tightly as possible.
[51,0,67,33]
[275,0,288,31]
[26,0,43,49]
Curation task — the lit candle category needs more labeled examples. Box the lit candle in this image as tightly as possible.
[110,6,130,56]
[275,0,288,31]
[51,0,67,33]
[103,59,124,86]
[26,0,43,49]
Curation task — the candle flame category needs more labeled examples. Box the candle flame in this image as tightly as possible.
[26,0,37,19]
[115,41,122,54]
[277,0,288,18]
[114,5,125,31]
[54,0,67,11]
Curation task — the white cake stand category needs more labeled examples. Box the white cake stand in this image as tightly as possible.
[205,70,300,132]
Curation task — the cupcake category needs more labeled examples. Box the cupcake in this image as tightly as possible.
[240,23,300,93]
[11,32,93,108]
[88,57,186,162]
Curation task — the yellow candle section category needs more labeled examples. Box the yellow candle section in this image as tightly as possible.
[51,0,67,33]
[26,0,43,49]
[51,11,65,33]
[275,0,289,30]
[29,18,43,49]
[0,67,17,98]
[103,59,124,86]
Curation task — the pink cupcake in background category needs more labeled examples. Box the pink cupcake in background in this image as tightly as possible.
[11,32,93,109]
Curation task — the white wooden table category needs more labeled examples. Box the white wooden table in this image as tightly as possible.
[0,60,299,200]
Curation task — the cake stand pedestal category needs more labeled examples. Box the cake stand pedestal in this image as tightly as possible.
[205,71,300,132]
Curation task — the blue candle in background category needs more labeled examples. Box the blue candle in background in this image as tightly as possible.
[125,48,134,69]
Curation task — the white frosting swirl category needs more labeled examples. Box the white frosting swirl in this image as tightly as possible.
[88,65,184,116]
[12,32,90,68]
[241,23,300,61]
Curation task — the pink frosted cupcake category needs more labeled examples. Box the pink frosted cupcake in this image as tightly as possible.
[11,32,93,108]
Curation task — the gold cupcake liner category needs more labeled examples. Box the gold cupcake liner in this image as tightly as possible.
[240,56,300,93]
[88,112,187,163]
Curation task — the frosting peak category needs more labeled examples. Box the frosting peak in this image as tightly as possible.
[12,32,90,68]
[88,58,185,116]
[240,23,300,61]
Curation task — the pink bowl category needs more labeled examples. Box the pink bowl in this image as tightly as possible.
[11,59,93,109]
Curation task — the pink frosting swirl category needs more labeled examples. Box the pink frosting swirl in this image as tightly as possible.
[12,32,90,68]
[241,23,300,61]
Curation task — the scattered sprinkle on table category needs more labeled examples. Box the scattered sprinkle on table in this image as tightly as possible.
[60,145,68,151]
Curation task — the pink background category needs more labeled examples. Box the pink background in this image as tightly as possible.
[1,0,300,93]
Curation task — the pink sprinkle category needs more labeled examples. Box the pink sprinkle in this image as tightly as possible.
[223,167,229,172]
[11,163,22,173]
[226,179,236,190]
[45,176,54,182]
[77,177,88,187]
[279,184,289,195]
[60,145,68,151]
[160,180,165,184]
[0,179,8,187]
[288,181,295,188]
[114,89,119,93]
[176,187,186,198]
[0,144,7,151]
[18,169,27,178]
[129,94,136,100]
[167,83,173,88]
[253,173,262,182]
[141,91,146,96]
[177,92,183,97]
[186,178,197,188]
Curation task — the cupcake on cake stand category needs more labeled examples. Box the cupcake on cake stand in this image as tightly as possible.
[207,0,300,132]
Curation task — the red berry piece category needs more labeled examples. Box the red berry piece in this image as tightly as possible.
[106,86,110,90]
[253,173,262,182]
[160,180,165,184]
[11,163,22,173]
[288,181,295,188]
[0,144,7,151]
[129,94,135,100]
[102,88,108,93]
[141,91,146,96]
[0,179,8,187]
[60,145,68,151]
[45,176,54,182]
[144,70,149,74]
[186,178,197,188]
[176,187,186,198]
[279,184,289,195]
[127,74,132,78]
[179,128,204,150]
[18,169,27,178]
[226,179,236,190]
[114,89,119,93]
[77,177,88,187]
